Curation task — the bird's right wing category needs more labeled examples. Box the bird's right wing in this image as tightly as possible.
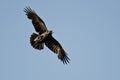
[24,7,47,33]
[45,35,70,64]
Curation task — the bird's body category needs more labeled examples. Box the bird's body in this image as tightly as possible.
[34,30,53,42]
[24,7,70,64]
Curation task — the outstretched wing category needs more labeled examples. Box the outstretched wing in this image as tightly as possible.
[30,33,44,50]
[45,35,70,64]
[24,7,47,34]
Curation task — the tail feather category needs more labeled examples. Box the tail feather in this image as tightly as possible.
[30,33,44,50]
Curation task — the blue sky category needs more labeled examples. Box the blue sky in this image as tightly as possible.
[0,0,120,80]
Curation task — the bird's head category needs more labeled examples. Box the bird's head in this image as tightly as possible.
[49,30,54,34]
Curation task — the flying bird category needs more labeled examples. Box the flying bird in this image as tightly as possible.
[24,7,70,64]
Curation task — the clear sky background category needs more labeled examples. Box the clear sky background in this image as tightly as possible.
[0,0,120,80]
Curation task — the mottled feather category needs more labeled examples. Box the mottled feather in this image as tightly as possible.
[30,33,44,50]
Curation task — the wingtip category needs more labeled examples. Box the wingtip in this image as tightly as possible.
[62,56,70,64]
[24,6,36,15]
[59,52,70,64]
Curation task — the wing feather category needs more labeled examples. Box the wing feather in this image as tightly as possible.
[45,35,70,64]
[24,7,47,33]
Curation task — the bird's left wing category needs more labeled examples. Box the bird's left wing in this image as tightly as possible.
[45,35,70,64]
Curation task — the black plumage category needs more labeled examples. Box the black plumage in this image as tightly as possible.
[24,7,70,64]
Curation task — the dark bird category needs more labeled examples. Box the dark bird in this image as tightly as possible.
[24,7,70,64]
